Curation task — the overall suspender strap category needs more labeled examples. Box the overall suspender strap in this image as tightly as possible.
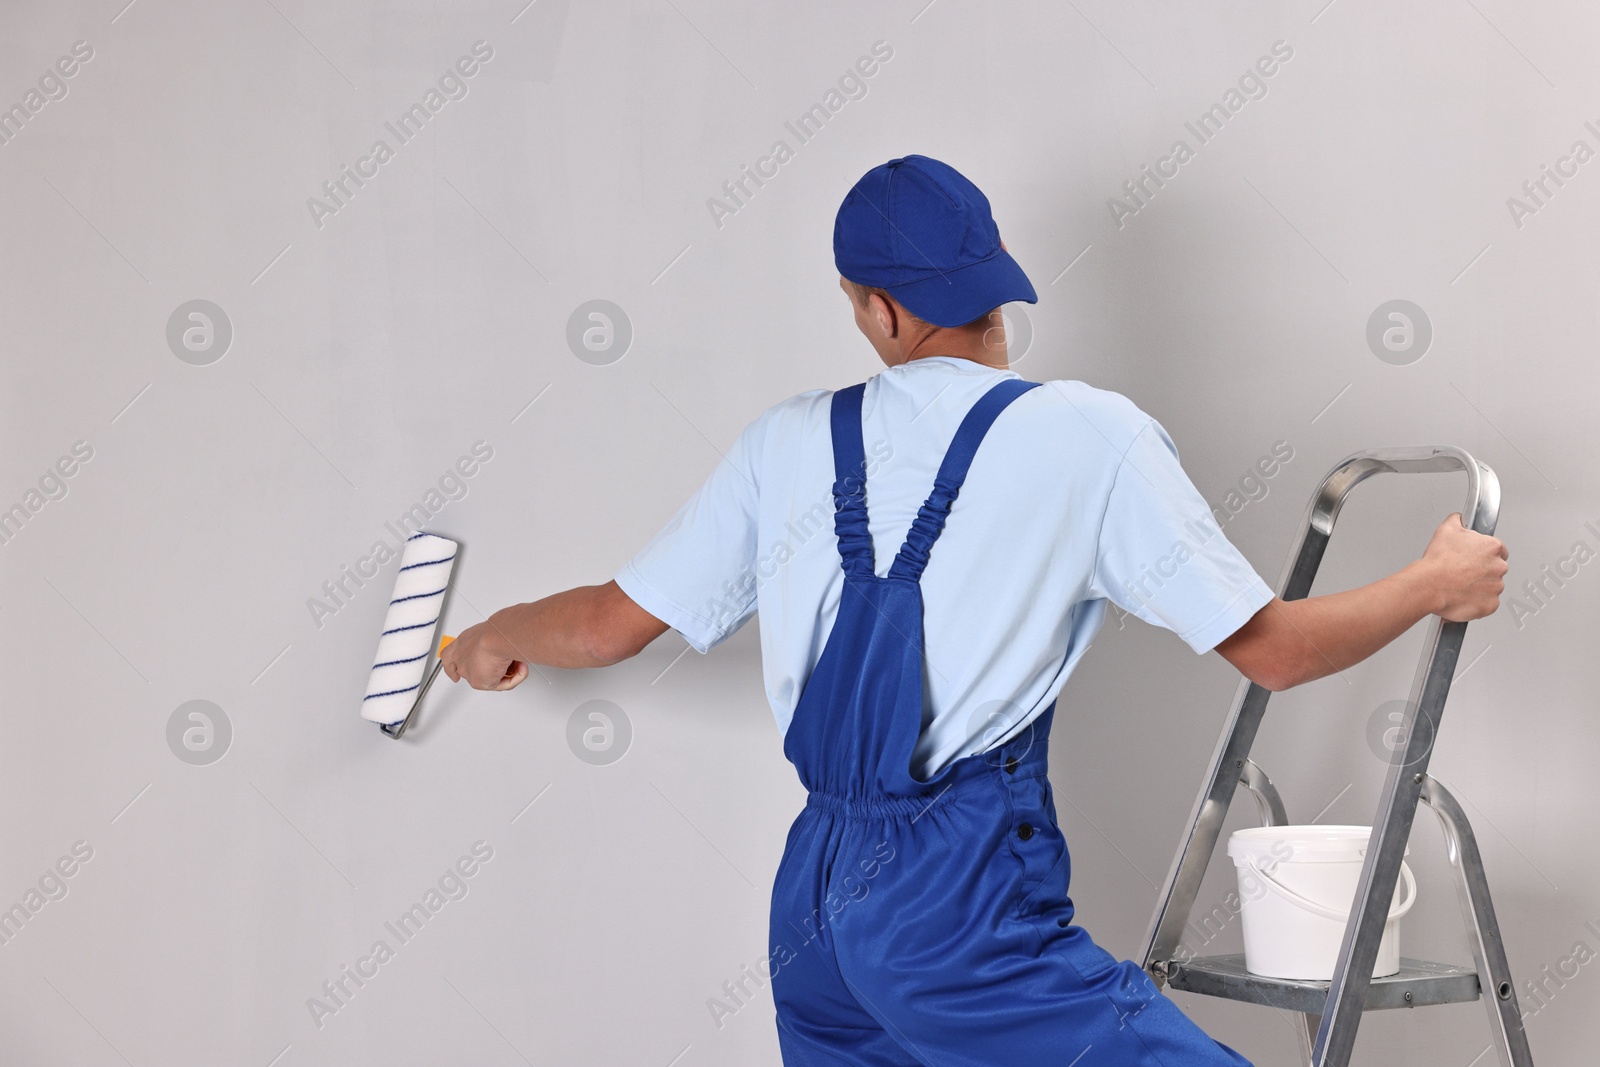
[888,378,1042,582]
[829,383,876,578]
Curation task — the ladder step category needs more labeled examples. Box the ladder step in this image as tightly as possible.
[1166,955,1481,1014]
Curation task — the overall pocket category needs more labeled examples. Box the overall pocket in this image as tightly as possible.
[1002,773,1072,921]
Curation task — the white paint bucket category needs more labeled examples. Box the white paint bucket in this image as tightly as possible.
[1227,825,1416,981]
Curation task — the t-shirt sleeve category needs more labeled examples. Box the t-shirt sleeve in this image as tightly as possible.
[1086,418,1275,654]
[613,418,763,654]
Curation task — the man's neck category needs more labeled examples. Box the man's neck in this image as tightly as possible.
[899,318,1008,369]
[900,341,1008,370]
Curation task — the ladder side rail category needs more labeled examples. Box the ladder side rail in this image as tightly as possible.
[1142,680,1272,978]
[1300,1013,1321,1067]
[1420,776,1535,1067]
[1141,515,1327,976]
[1313,616,1462,1065]
[1313,454,1497,1066]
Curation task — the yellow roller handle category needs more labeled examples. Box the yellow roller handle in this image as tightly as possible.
[438,634,456,652]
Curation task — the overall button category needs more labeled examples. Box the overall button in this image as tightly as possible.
[1017,823,1034,841]
[1005,756,1019,774]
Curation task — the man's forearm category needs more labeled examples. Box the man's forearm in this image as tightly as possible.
[1216,514,1507,691]
[1219,564,1441,690]
[442,581,668,689]
[474,581,670,671]
[477,587,617,670]
[1265,563,1439,687]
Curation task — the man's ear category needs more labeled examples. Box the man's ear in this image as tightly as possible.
[868,291,897,338]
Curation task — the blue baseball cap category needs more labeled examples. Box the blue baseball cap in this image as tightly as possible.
[833,155,1036,328]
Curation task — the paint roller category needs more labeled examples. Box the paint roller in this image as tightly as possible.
[362,532,457,739]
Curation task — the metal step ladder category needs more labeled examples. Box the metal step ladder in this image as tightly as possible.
[1139,447,1534,1067]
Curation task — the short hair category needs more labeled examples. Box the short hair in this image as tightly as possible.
[843,278,931,329]
[843,278,996,330]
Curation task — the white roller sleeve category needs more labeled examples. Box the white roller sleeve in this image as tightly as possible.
[361,533,458,724]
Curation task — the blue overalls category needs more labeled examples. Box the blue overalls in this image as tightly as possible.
[767,379,1253,1067]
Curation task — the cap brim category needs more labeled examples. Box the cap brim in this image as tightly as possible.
[884,248,1038,328]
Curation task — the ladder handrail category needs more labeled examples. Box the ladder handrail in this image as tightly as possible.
[1141,447,1499,993]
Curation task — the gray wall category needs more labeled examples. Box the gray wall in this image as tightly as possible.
[1,0,1594,1063]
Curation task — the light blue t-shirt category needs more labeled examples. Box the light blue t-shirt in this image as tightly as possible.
[615,356,1275,779]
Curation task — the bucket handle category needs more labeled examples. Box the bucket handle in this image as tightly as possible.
[1243,857,1416,923]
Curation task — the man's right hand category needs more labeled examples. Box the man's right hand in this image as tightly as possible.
[441,620,530,691]
[1417,513,1508,622]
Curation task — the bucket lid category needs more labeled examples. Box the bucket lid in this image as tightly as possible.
[1227,825,1411,865]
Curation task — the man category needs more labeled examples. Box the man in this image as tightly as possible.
[441,155,1507,1065]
